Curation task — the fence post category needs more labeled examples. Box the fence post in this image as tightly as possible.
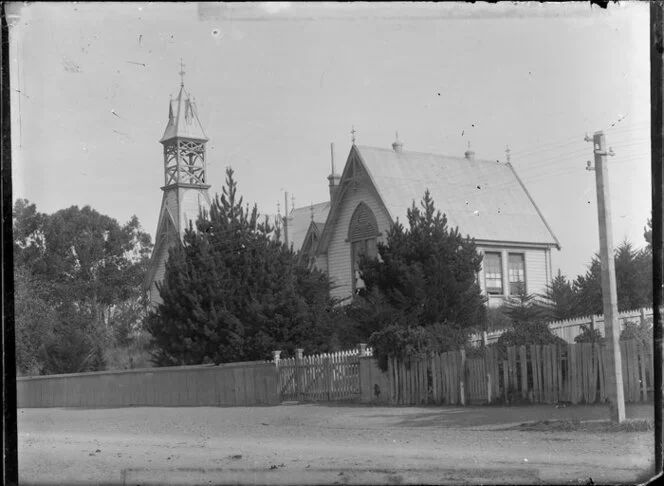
[359,343,367,357]
[640,307,647,326]
[272,350,282,400]
[482,331,488,347]
[295,348,304,402]
[460,349,466,406]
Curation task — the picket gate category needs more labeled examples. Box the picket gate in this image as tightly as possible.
[275,346,371,402]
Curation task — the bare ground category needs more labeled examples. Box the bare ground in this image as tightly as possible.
[18,402,656,485]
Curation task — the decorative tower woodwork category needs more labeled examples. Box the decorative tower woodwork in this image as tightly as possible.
[144,70,212,306]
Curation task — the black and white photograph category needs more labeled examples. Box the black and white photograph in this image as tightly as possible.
[5,2,658,485]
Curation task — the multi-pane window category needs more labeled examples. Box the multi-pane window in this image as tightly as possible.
[508,253,526,296]
[484,252,503,295]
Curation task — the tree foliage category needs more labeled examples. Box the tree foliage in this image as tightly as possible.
[353,190,486,367]
[572,240,652,316]
[13,199,153,375]
[540,271,577,321]
[493,292,567,357]
[543,236,652,321]
[148,168,341,366]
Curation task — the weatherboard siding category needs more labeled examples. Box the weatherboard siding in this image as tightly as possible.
[150,245,167,306]
[326,179,392,302]
[178,187,211,236]
[524,248,548,297]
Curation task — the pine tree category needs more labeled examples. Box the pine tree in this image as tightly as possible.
[573,240,652,316]
[360,190,485,331]
[359,191,486,368]
[148,168,339,366]
[540,270,577,321]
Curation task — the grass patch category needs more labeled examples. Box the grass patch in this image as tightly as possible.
[514,418,653,433]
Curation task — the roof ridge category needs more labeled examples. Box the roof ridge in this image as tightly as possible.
[356,145,506,165]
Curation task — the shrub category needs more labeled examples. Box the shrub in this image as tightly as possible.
[368,321,467,371]
[620,318,652,347]
[485,306,512,333]
[574,324,605,345]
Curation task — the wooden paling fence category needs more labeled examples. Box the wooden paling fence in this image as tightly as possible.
[275,345,372,402]
[387,339,653,406]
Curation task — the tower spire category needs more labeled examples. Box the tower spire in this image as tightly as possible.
[179,58,186,87]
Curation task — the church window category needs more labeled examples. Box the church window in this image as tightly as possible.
[484,252,503,295]
[508,253,526,296]
[349,203,379,294]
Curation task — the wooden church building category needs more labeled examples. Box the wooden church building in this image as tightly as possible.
[284,136,560,307]
[143,74,560,309]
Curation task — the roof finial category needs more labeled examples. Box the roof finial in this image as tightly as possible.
[310,203,315,221]
[351,125,356,145]
[392,131,404,153]
[464,140,475,161]
[179,58,186,87]
[277,201,281,218]
[505,144,511,163]
[291,194,295,211]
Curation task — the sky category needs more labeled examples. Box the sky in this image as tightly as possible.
[9,1,651,281]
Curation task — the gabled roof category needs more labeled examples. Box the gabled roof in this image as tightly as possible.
[355,145,559,247]
[318,145,559,252]
[300,220,326,256]
[286,201,330,251]
[160,84,209,143]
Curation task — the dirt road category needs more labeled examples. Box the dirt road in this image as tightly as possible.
[18,403,655,485]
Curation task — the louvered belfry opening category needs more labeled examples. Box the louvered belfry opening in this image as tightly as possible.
[349,202,378,241]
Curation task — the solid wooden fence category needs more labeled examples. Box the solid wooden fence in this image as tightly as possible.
[276,345,371,402]
[17,361,280,408]
[382,339,653,406]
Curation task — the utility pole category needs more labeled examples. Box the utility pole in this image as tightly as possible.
[650,0,663,473]
[585,131,625,423]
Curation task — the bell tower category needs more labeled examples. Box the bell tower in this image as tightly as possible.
[144,65,212,306]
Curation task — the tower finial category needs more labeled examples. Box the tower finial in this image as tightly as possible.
[351,125,356,145]
[179,58,186,87]
[505,144,511,163]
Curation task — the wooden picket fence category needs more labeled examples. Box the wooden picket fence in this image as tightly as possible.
[276,346,372,402]
[469,307,655,346]
[386,339,654,406]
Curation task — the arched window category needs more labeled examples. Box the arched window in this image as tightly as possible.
[348,202,379,294]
